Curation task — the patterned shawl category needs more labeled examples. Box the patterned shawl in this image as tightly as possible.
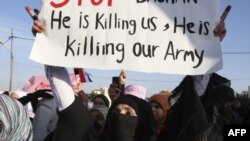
[0,94,33,141]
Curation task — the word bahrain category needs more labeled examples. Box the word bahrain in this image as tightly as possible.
[49,0,197,8]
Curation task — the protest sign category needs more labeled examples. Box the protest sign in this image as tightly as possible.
[30,0,222,74]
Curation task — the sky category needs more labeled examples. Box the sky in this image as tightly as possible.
[0,0,250,97]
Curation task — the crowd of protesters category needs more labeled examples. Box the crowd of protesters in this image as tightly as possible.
[1,67,250,141]
[1,66,250,141]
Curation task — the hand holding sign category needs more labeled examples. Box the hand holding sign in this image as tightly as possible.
[26,6,45,36]
[214,5,231,41]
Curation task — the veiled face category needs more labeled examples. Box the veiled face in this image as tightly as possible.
[112,104,137,117]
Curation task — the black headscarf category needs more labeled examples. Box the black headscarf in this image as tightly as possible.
[102,95,154,141]
[200,73,231,121]
[157,75,209,141]
[157,73,233,141]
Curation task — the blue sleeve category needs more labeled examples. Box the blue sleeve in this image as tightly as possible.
[33,100,53,141]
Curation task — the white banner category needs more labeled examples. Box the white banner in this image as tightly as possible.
[30,0,222,75]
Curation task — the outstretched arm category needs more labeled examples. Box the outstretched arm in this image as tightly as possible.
[192,5,231,96]
[45,65,75,111]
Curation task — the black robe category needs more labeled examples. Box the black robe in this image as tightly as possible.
[156,73,231,141]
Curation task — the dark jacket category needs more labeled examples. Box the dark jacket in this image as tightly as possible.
[157,73,232,141]
[46,97,99,141]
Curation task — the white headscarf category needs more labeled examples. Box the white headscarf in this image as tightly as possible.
[0,94,33,141]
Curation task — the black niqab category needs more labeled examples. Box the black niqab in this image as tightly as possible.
[102,95,154,141]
